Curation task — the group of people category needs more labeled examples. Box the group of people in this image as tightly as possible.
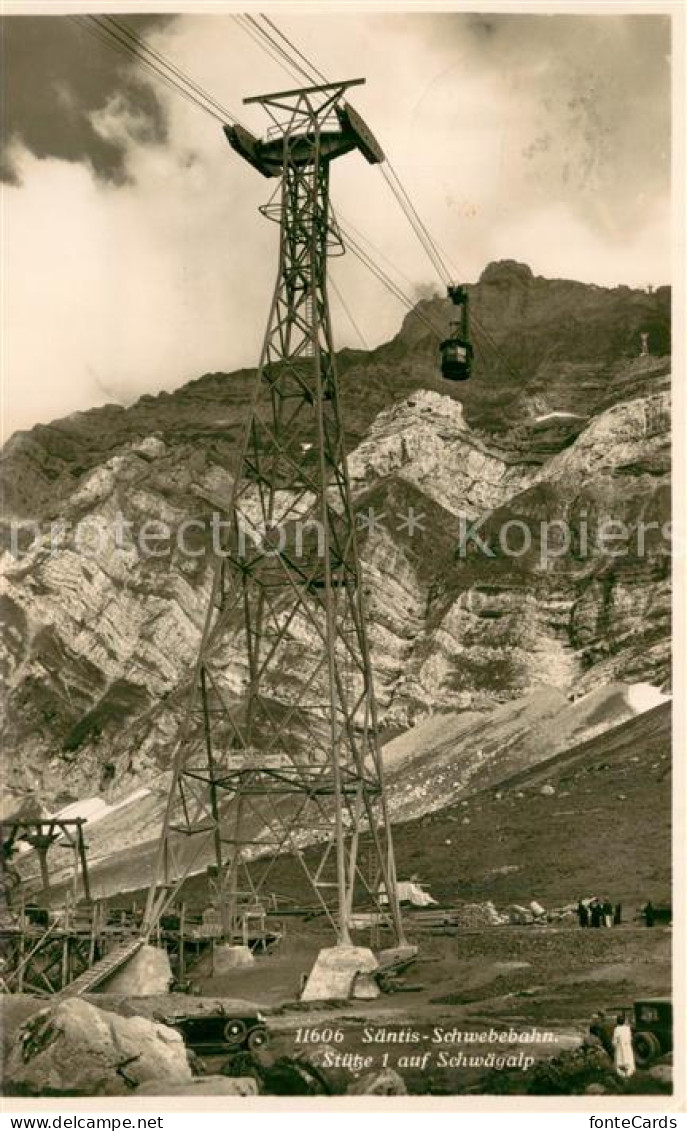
[577,896,621,928]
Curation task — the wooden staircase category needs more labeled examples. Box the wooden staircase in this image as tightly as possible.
[60,938,144,998]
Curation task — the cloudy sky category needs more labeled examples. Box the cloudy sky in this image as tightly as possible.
[1,7,672,438]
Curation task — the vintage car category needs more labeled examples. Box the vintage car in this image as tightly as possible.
[590,998,672,1067]
[163,1000,269,1056]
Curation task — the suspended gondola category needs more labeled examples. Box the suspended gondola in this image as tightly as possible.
[439,283,473,382]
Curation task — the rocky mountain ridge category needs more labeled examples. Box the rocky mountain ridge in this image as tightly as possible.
[0,261,671,817]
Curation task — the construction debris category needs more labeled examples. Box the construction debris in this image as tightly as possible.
[396,881,437,907]
[454,902,506,928]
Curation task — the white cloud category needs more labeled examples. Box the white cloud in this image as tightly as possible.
[489,199,670,288]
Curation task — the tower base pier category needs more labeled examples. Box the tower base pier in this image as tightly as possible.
[300,944,379,1002]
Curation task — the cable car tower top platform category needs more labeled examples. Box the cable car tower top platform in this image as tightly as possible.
[224,78,385,177]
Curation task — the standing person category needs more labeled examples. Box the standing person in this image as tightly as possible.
[590,899,602,929]
[603,898,614,928]
[614,902,623,926]
[577,899,589,928]
[612,1013,636,1078]
[644,901,655,927]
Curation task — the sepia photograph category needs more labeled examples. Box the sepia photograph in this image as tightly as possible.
[0,1,682,1110]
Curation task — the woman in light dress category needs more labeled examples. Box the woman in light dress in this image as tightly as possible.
[612,1013,636,1078]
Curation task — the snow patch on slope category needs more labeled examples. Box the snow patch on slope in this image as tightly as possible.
[52,788,151,826]
[624,683,671,715]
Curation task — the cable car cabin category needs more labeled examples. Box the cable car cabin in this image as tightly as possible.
[440,283,473,381]
[439,334,473,381]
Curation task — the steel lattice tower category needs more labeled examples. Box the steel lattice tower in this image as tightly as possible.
[143,79,405,949]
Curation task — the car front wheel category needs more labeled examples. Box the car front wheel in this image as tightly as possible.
[247,1026,268,1051]
[634,1031,661,1067]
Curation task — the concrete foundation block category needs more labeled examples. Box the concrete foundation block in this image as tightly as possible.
[99,944,172,996]
[212,944,255,974]
[301,945,379,1002]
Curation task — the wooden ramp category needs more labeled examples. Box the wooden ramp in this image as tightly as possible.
[60,938,144,998]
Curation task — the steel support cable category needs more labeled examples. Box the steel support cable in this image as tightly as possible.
[344,249,438,334]
[258,14,329,84]
[330,277,370,349]
[234,15,305,84]
[381,181,449,286]
[74,16,231,125]
[86,16,227,120]
[243,14,315,84]
[73,16,222,121]
[379,164,448,284]
[100,14,247,128]
[335,209,419,292]
[337,222,445,341]
[381,160,453,284]
[333,215,435,322]
[88,16,233,124]
[469,319,525,384]
[339,226,423,313]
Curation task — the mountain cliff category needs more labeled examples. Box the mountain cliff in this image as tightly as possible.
[0,261,671,818]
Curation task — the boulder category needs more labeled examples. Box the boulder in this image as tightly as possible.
[219,1049,265,1084]
[260,1056,331,1095]
[0,996,45,1065]
[298,1044,350,1094]
[348,1068,407,1095]
[137,1076,258,1096]
[4,997,192,1096]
